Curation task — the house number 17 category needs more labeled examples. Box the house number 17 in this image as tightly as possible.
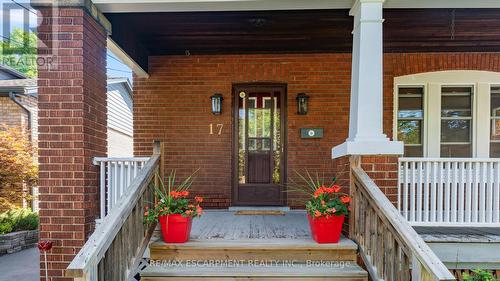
[209,123,224,135]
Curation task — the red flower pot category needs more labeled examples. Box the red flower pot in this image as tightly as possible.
[307,214,345,243]
[159,214,193,243]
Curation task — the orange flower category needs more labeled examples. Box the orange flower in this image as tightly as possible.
[332,185,341,193]
[313,188,324,198]
[196,206,203,216]
[185,210,194,216]
[327,208,337,214]
[195,196,203,203]
[314,210,322,218]
[320,200,326,207]
[188,204,195,208]
[170,191,180,198]
[181,191,189,197]
[340,196,351,204]
[144,211,149,216]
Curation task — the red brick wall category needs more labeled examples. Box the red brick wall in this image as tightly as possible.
[134,54,352,208]
[37,7,107,280]
[134,53,500,208]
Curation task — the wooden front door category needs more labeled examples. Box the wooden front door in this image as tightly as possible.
[233,83,287,206]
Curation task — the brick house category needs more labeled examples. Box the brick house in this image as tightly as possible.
[29,0,500,280]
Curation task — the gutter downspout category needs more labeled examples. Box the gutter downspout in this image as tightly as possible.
[9,92,32,136]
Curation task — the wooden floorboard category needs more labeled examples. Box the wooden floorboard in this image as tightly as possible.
[189,210,311,240]
[414,226,500,242]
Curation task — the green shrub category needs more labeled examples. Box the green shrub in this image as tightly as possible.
[0,221,13,234]
[463,270,499,281]
[0,208,38,234]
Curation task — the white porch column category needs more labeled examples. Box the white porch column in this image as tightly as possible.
[332,0,403,158]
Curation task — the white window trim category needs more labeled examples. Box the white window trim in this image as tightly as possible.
[394,70,500,158]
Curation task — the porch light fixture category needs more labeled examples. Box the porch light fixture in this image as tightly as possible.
[210,93,223,115]
[296,93,309,115]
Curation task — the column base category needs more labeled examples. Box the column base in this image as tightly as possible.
[332,140,404,159]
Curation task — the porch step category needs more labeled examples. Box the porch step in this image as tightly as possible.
[149,237,358,262]
[141,262,368,281]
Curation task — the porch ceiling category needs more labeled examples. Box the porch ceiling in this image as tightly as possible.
[105,9,500,74]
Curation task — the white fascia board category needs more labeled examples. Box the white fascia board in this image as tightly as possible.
[95,0,500,13]
[107,37,149,79]
[94,0,353,13]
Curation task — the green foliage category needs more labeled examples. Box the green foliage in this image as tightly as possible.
[0,221,13,235]
[0,208,39,235]
[463,270,499,281]
[0,126,38,211]
[0,28,38,78]
[144,170,203,225]
[289,170,351,218]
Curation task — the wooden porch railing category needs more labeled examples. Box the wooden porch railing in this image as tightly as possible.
[66,142,161,281]
[351,163,455,281]
[93,157,150,219]
[398,158,500,226]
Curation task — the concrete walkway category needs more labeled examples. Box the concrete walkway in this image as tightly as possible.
[0,247,39,281]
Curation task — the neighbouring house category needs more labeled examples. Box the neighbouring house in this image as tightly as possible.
[106,78,134,157]
[29,0,500,280]
[0,70,133,210]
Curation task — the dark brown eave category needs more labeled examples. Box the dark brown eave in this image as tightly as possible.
[105,8,500,73]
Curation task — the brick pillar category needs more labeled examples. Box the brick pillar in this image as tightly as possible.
[36,5,107,280]
[357,155,399,205]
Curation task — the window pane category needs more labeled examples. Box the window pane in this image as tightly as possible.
[398,87,424,157]
[441,87,472,117]
[490,87,500,157]
[398,120,422,144]
[491,89,500,117]
[490,143,500,158]
[441,120,471,143]
[491,118,500,141]
[398,87,423,118]
[404,146,423,157]
[441,144,471,158]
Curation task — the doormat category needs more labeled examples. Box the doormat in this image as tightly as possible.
[234,210,285,216]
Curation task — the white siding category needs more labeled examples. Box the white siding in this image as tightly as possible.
[107,82,133,136]
[107,128,134,157]
[107,81,133,157]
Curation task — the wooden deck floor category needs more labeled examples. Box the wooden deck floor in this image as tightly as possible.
[414,226,500,242]
[189,210,311,240]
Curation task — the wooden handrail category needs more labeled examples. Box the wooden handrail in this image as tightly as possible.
[351,166,455,281]
[66,144,161,280]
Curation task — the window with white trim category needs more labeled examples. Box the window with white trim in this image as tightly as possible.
[490,86,500,157]
[397,87,424,157]
[440,86,473,157]
[394,70,500,158]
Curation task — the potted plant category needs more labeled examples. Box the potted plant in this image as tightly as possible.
[144,170,203,243]
[291,171,351,244]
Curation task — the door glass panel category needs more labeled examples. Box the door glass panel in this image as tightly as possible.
[238,91,281,185]
[238,95,246,184]
[273,92,281,184]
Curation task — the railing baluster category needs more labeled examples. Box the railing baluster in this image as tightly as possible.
[493,162,500,223]
[397,158,500,226]
[99,162,105,220]
[352,167,455,281]
[424,161,430,222]
[431,161,437,222]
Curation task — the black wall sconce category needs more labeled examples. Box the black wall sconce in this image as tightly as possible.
[296,93,309,115]
[210,93,223,115]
